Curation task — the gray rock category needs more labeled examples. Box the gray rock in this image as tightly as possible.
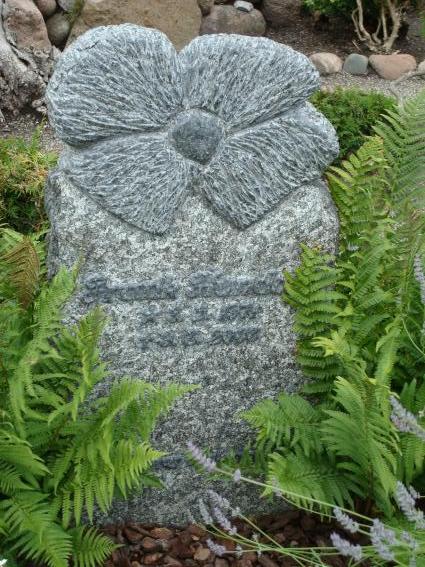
[198,0,214,15]
[262,0,290,27]
[57,0,76,11]
[34,0,57,18]
[46,12,71,46]
[234,1,254,12]
[418,60,425,75]
[201,5,266,36]
[46,24,339,524]
[0,0,55,113]
[343,53,369,75]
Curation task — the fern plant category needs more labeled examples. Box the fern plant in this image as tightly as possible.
[0,229,192,567]
[241,90,425,515]
[0,129,57,233]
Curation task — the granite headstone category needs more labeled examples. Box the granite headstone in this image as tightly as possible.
[45,24,339,524]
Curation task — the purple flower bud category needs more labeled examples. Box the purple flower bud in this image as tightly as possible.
[198,499,213,525]
[187,441,217,472]
[395,482,425,529]
[370,519,396,561]
[402,531,419,552]
[333,507,360,534]
[330,533,363,561]
[233,469,242,483]
[212,506,238,535]
[390,396,425,442]
[414,255,425,304]
[206,539,227,557]
[207,490,231,511]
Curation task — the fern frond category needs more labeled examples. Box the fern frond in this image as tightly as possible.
[70,526,116,567]
[267,450,358,511]
[1,492,72,567]
[321,377,399,513]
[1,237,40,308]
[244,394,323,457]
[374,90,425,208]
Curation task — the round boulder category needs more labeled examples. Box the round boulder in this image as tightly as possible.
[418,60,425,75]
[201,5,266,36]
[46,12,71,46]
[68,0,202,52]
[198,0,214,15]
[34,0,57,18]
[0,0,55,113]
[309,52,343,75]
[235,0,254,12]
[57,0,77,10]
[3,0,51,51]
[262,0,291,27]
[369,54,417,80]
[343,53,369,75]
[216,0,261,3]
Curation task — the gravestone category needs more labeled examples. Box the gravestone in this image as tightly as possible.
[45,24,339,524]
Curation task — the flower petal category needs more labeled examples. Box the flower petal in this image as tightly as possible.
[47,24,182,146]
[198,103,339,228]
[179,34,319,131]
[60,134,196,234]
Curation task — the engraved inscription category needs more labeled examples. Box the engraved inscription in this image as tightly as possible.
[82,269,283,351]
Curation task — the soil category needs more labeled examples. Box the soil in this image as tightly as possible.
[265,1,425,61]
[101,509,365,567]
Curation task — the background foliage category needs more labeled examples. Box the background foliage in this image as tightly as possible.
[311,88,396,162]
[0,129,57,234]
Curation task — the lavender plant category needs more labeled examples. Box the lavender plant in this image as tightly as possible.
[187,441,425,566]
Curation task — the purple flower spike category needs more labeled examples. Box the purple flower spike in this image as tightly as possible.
[330,533,363,562]
[187,441,217,472]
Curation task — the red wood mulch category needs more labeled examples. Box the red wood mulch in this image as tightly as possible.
[102,509,360,567]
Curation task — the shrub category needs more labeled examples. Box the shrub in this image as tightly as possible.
[236,90,425,515]
[303,0,359,17]
[0,229,192,567]
[0,129,57,233]
[303,0,379,18]
[304,0,411,52]
[310,88,396,162]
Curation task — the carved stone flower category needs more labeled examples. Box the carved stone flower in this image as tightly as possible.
[47,24,338,235]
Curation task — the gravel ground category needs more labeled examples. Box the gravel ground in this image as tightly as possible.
[322,72,425,100]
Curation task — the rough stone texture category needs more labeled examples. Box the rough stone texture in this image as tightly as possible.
[198,0,213,16]
[0,0,56,113]
[57,0,76,11]
[369,53,417,80]
[46,12,71,46]
[3,0,51,49]
[234,1,254,12]
[262,0,290,27]
[46,25,339,524]
[34,0,57,18]
[343,53,368,75]
[68,0,201,50]
[309,52,343,75]
[201,5,265,36]
[418,60,425,75]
